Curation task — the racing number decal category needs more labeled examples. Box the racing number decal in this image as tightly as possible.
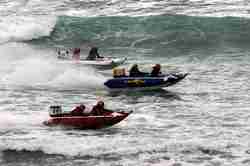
[127,80,145,86]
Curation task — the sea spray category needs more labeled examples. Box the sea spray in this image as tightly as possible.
[0,15,56,44]
[0,43,106,90]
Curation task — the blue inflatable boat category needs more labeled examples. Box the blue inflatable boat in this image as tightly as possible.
[104,73,188,89]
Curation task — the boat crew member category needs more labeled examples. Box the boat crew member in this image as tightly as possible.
[91,101,105,116]
[71,104,85,116]
[151,64,162,77]
[129,64,147,77]
[72,48,81,60]
[86,47,103,60]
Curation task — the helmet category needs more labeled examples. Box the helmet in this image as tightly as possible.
[80,104,85,109]
[132,64,138,68]
[154,64,161,69]
[97,101,104,107]
[91,47,98,51]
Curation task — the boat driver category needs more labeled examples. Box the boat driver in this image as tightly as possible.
[151,64,162,77]
[86,47,103,60]
[91,101,105,116]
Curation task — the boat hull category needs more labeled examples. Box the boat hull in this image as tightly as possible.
[104,73,188,89]
[43,111,131,129]
[58,57,127,69]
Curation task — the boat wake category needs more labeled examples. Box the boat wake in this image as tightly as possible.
[0,43,106,91]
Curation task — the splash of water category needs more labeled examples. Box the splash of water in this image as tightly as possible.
[0,15,56,44]
[0,43,106,90]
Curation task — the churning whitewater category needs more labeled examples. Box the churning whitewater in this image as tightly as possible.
[1,0,250,166]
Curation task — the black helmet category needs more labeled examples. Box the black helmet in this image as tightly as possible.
[91,47,98,51]
[80,104,85,109]
[97,101,104,107]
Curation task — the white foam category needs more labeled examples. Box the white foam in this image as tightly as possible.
[0,111,46,131]
[0,43,106,90]
[0,15,56,44]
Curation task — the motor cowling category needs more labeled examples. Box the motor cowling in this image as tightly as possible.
[49,105,63,117]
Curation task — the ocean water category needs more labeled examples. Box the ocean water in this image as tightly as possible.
[1,0,250,166]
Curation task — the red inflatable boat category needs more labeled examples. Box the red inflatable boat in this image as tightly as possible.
[43,106,132,129]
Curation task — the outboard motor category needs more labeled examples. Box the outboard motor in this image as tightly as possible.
[49,105,63,117]
[57,49,70,59]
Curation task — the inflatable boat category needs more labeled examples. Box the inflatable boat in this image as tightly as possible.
[104,73,188,89]
[43,105,132,129]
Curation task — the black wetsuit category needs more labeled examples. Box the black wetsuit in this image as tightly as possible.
[86,47,103,60]
[129,66,146,77]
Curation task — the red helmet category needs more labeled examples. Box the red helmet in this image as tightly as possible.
[154,64,161,69]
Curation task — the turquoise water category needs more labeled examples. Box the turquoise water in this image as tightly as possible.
[34,15,250,56]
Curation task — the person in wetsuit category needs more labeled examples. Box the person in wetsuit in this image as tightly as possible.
[86,47,103,60]
[72,48,81,60]
[129,64,147,77]
[91,101,105,116]
[151,64,162,77]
